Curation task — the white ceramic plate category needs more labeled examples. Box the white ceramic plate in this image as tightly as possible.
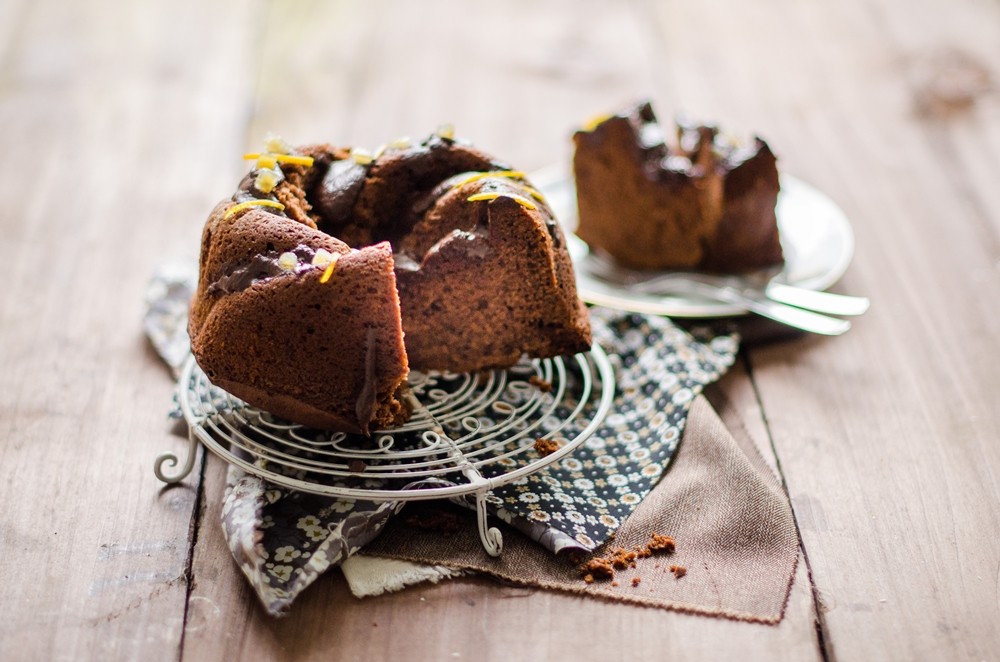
[531,164,856,318]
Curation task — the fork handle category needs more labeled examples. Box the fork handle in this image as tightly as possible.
[688,283,852,335]
[765,283,870,316]
[742,297,852,336]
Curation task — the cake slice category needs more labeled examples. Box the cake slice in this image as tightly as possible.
[395,174,591,372]
[189,205,409,434]
[572,101,783,272]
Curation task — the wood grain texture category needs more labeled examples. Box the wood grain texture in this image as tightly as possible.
[644,0,1000,658]
[3,0,999,658]
[183,455,820,662]
[0,0,258,658]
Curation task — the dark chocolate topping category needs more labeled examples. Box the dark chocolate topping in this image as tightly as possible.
[207,244,318,295]
[409,171,474,220]
[425,229,491,261]
[315,157,368,224]
[355,327,378,436]
[233,168,286,205]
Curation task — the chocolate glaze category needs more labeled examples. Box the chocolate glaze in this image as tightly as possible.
[409,172,470,220]
[233,168,286,206]
[355,327,378,435]
[419,173,562,249]
[425,229,491,261]
[315,157,369,224]
[207,244,318,295]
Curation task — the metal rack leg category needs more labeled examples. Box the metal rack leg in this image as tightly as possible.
[475,488,503,557]
[154,426,199,483]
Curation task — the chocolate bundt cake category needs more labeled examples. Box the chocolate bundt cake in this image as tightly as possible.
[572,101,783,272]
[189,129,592,434]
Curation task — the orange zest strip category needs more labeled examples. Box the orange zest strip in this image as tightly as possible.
[450,170,526,189]
[274,154,314,167]
[223,199,285,219]
[522,186,547,202]
[581,113,613,131]
[319,255,339,283]
[243,153,315,167]
[466,192,537,211]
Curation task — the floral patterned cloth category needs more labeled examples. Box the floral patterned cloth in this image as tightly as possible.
[221,466,403,610]
[146,268,737,615]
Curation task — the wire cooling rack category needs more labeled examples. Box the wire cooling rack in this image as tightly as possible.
[156,348,615,556]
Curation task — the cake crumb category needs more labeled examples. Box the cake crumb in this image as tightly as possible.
[648,533,676,554]
[611,581,619,587]
[529,375,553,392]
[348,459,367,473]
[577,534,679,584]
[669,565,687,579]
[634,533,676,559]
[533,437,561,457]
[631,577,641,587]
[579,557,615,581]
[609,547,637,570]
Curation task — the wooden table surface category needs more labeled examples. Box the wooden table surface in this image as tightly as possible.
[3,0,999,659]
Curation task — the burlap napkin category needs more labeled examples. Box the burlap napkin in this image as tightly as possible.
[360,393,799,623]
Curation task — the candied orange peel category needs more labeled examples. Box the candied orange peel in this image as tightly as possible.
[223,199,285,219]
[255,154,278,169]
[451,170,526,189]
[254,169,281,194]
[581,112,613,132]
[522,186,547,202]
[436,123,455,140]
[466,192,537,210]
[319,254,340,283]
[243,152,315,167]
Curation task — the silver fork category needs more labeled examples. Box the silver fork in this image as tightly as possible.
[627,272,867,335]
[583,248,870,335]
[629,272,870,315]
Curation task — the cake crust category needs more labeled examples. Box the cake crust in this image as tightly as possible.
[572,101,782,273]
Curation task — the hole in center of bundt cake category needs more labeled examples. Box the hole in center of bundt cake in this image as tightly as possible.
[305,135,506,258]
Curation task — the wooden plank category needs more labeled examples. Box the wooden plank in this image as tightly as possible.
[644,0,1000,658]
[179,0,821,658]
[0,0,260,658]
[182,422,820,662]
